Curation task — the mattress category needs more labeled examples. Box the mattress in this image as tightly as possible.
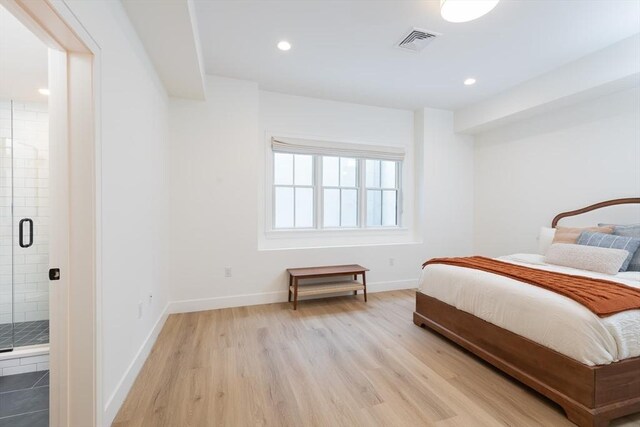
[418,253,640,366]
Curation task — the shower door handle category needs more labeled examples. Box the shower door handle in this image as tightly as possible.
[19,218,33,248]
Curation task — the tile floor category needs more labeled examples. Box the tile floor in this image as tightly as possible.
[0,370,48,427]
[0,320,49,349]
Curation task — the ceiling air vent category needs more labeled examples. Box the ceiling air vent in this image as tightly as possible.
[397,28,440,52]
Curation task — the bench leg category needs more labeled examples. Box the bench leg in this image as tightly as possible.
[363,273,367,302]
[293,278,298,310]
[288,275,292,302]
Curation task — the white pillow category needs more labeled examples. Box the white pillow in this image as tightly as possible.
[545,243,629,275]
[538,226,556,255]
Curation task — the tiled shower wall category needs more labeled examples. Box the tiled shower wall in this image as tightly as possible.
[0,100,49,326]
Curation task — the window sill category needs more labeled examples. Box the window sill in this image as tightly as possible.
[265,227,408,239]
[259,227,420,251]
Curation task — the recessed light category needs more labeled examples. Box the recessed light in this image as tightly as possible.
[277,41,291,51]
[38,88,50,96]
[441,0,500,23]
[464,78,476,86]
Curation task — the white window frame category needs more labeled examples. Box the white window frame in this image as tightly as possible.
[363,159,402,228]
[267,136,405,233]
[272,153,316,229]
[319,156,361,229]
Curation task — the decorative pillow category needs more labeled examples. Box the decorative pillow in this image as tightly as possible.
[598,223,640,235]
[545,243,629,275]
[552,226,613,244]
[598,224,640,271]
[576,231,640,272]
[538,227,556,255]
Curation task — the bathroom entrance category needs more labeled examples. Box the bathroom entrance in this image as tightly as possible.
[0,5,51,425]
[0,0,99,425]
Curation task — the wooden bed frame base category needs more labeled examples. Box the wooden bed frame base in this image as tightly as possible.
[414,292,640,427]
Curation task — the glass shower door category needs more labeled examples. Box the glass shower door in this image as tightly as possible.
[0,99,49,351]
[0,100,14,351]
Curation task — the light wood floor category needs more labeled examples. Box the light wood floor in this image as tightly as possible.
[113,290,640,427]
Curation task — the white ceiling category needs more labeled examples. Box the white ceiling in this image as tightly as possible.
[194,0,640,110]
[0,5,48,103]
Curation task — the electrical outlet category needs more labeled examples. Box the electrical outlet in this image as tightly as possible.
[137,301,143,319]
[225,267,232,278]
[389,258,395,267]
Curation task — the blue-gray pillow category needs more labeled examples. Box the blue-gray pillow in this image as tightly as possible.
[577,231,640,272]
[598,223,640,271]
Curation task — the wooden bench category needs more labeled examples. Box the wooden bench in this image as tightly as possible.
[286,264,369,310]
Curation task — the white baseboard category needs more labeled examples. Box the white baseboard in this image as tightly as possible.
[103,302,170,427]
[168,291,285,314]
[168,279,417,314]
[367,279,417,293]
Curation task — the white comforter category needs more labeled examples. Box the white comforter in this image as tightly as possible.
[419,253,640,366]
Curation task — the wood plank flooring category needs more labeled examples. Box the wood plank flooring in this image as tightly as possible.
[113,290,640,427]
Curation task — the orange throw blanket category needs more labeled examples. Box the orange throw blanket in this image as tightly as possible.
[423,256,640,317]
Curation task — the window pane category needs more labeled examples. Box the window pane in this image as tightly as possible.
[341,189,358,227]
[295,187,313,227]
[274,187,294,228]
[294,154,313,186]
[322,156,339,187]
[323,189,340,227]
[274,153,293,185]
[382,190,397,226]
[381,161,396,188]
[366,190,382,226]
[340,158,357,187]
[366,159,380,188]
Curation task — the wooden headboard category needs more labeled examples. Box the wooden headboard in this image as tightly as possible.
[551,197,640,228]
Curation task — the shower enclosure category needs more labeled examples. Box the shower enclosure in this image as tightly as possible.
[0,99,50,351]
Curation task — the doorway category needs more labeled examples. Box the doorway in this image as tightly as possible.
[0,5,51,425]
[0,0,99,425]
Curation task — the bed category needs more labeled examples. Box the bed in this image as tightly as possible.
[413,198,640,427]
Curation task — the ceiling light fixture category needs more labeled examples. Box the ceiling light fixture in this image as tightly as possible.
[441,0,499,23]
[464,78,476,86]
[38,88,50,96]
[277,41,291,51]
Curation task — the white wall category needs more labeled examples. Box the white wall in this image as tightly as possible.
[168,76,475,310]
[420,108,475,257]
[62,2,171,425]
[258,90,418,248]
[169,76,435,311]
[474,87,640,256]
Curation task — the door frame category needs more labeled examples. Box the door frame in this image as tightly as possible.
[0,0,103,425]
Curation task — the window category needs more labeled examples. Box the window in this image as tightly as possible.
[322,157,358,228]
[273,153,314,228]
[365,160,398,227]
[270,137,404,231]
